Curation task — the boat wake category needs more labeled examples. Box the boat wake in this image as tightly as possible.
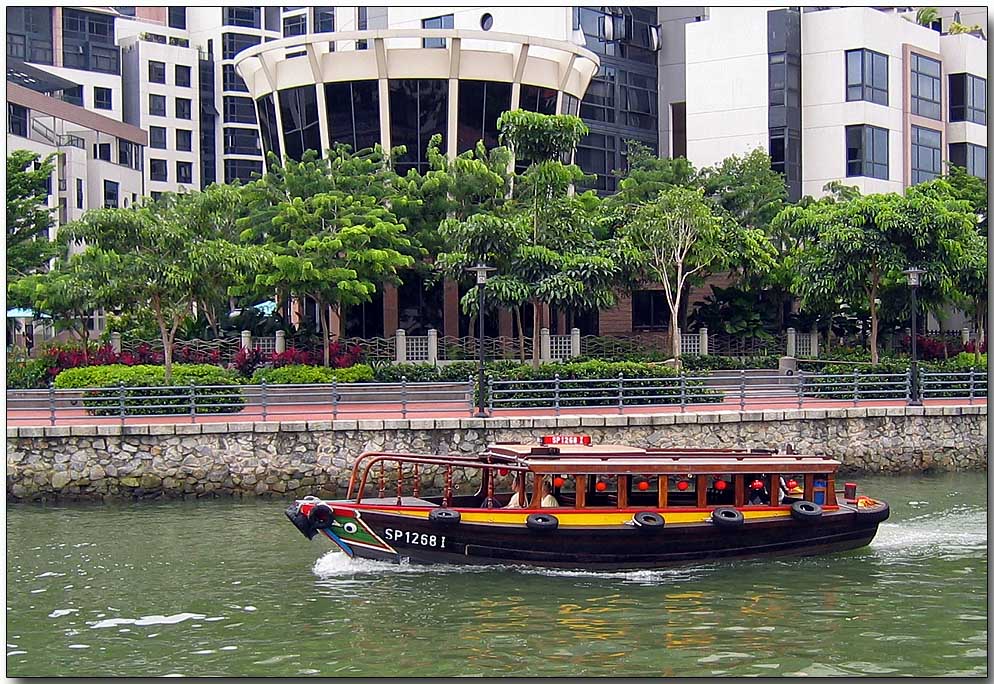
[870,506,987,557]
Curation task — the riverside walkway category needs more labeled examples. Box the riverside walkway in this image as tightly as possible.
[6,396,984,427]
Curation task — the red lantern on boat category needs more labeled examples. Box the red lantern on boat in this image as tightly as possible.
[676,480,689,491]
[637,480,650,491]
[499,468,509,476]
[786,478,798,490]
[750,479,765,490]
[553,476,565,488]
[595,481,608,492]
[714,479,728,491]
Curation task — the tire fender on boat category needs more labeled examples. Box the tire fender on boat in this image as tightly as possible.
[855,502,890,525]
[633,511,665,531]
[790,500,823,522]
[428,508,462,525]
[307,503,335,528]
[711,506,745,528]
[525,513,559,531]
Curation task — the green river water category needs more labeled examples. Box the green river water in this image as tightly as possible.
[6,472,988,677]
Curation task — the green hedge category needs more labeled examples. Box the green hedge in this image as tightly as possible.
[802,357,987,400]
[372,362,479,383]
[7,357,51,389]
[680,354,780,371]
[54,364,244,415]
[251,364,374,384]
[485,360,722,408]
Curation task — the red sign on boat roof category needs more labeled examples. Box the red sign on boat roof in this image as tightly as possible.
[541,435,592,446]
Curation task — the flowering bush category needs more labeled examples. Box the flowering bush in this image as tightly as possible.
[173,345,222,365]
[270,347,316,368]
[327,340,364,369]
[899,335,964,361]
[964,338,987,354]
[231,347,267,378]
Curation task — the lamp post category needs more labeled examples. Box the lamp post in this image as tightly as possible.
[903,266,925,406]
[466,263,496,417]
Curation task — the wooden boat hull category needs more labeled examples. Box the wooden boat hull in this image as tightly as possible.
[288,503,889,570]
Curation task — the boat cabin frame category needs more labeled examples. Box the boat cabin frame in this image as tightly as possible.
[345,443,839,511]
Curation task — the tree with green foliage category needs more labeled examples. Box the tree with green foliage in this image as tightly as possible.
[7,151,58,309]
[776,179,978,363]
[63,192,263,382]
[945,164,987,230]
[915,7,939,26]
[240,149,415,366]
[619,186,730,359]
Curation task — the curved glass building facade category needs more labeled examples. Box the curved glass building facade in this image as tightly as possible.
[233,29,598,171]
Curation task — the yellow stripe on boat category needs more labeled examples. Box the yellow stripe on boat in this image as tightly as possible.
[357,507,796,526]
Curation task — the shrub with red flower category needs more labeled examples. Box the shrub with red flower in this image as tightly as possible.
[965,338,988,354]
[232,346,267,378]
[899,335,964,361]
[270,347,316,368]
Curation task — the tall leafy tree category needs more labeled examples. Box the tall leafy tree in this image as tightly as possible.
[7,151,58,308]
[777,179,978,363]
[63,193,263,381]
[241,150,415,365]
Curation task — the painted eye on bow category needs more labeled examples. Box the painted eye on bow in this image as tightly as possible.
[342,522,359,534]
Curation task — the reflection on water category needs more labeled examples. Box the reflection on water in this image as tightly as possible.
[6,472,988,677]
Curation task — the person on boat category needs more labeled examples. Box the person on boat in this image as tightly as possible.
[540,478,560,508]
[504,474,526,509]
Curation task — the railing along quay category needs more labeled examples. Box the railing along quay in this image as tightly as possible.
[6,369,986,426]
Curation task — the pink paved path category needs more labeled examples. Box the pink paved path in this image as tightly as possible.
[6,396,985,427]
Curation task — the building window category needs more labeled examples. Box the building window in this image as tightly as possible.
[910,125,941,184]
[168,7,186,29]
[910,53,941,121]
[224,159,262,184]
[621,69,657,130]
[150,158,168,182]
[580,66,616,123]
[149,94,166,116]
[175,97,192,120]
[222,64,248,92]
[949,143,987,180]
[177,161,193,184]
[118,139,132,167]
[8,103,29,137]
[845,48,888,106]
[103,180,119,208]
[222,32,261,60]
[325,81,381,153]
[576,132,619,193]
[949,73,986,125]
[519,84,558,115]
[149,126,167,149]
[76,178,84,209]
[148,60,166,84]
[422,14,453,48]
[845,125,888,180]
[457,80,512,153]
[223,127,261,155]
[671,102,687,158]
[63,9,119,73]
[62,85,83,107]
[769,127,801,188]
[93,143,111,161]
[94,86,112,110]
[632,290,669,331]
[314,7,335,32]
[278,85,322,161]
[389,79,448,175]
[283,14,307,37]
[256,94,282,161]
[176,129,193,152]
[223,7,260,28]
[224,96,257,124]
[7,7,54,64]
[175,64,191,88]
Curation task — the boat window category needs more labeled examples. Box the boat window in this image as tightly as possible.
[667,476,697,506]
[778,473,806,503]
[551,474,575,507]
[628,475,659,507]
[705,475,735,506]
[586,474,619,507]
[810,474,830,506]
[496,469,531,508]
[744,473,774,506]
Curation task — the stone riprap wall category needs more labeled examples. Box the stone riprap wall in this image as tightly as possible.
[6,405,987,501]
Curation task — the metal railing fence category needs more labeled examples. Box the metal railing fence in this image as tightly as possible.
[7,369,985,425]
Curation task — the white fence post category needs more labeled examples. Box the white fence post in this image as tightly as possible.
[786,327,797,357]
[240,330,252,350]
[110,331,122,354]
[427,328,438,364]
[275,330,286,354]
[810,330,819,358]
[540,327,551,363]
[395,329,406,364]
[962,327,971,346]
[699,327,709,356]
[570,327,581,358]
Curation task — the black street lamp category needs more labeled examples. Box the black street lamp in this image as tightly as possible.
[466,263,496,417]
[903,266,925,406]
